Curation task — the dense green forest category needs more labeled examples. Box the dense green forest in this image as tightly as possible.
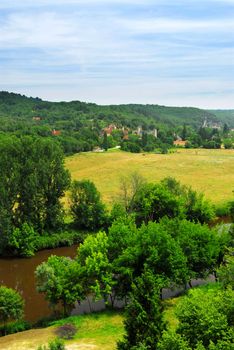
[1,91,234,154]
[209,109,234,128]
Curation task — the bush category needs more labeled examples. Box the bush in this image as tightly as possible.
[176,287,234,348]
[49,338,65,350]
[215,204,230,217]
[229,200,234,222]
[35,230,83,251]
[37,338,65,350]
[0,320,31,336]
[7,223,37,257]
[55,323,77,339]
[0,286,24,334]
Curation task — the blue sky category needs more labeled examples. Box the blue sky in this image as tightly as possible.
[0,0,234,108]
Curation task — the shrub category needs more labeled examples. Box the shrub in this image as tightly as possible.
[0,286,24,334]
[55,323,77,339]
[37,338,65,350]
[0,320,31,336]
[49,338,65,350]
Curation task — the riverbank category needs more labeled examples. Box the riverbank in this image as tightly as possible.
[0,310,124,350]
[0,245,78,322]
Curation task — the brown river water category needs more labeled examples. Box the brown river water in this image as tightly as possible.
[0,245,78,322]
[0,221,231,323]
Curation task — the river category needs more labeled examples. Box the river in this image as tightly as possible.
[0,245,78,322]
[0,221,231,323]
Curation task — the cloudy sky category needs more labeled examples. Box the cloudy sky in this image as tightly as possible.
[0,0,234,108]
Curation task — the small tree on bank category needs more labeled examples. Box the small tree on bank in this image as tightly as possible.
[35,255,84,316]
[0,286,24,334]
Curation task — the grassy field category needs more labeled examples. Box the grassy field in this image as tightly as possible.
[0,311,124,350]
[66,149,234,206]
[0,303,179,350]
[0,284,218,350]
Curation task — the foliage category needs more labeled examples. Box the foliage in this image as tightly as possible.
[7,223,37,257]
[119,172,145,213]
[0,92,233,158]
[175,286,234,348]
[70,180,107,230]
[110,202,127,221]
[229,200,234,222]
[129,177,214,225]
[102,131,109,151]
[0,136,70,255]
[184,188,215,224]
[162,177,215,224]
[116,221,188,292]
[107,216,137,262]
[0,320,30,337]
[0,286,24,332]
[35,255,84,316]
[223,139,233,149]
[160,218,221,280]
[77,231,115,301]
[157,331,192,350]
[35,230,84,251]
[37,338,65,350]
[117,270,165,350]
[217,248,234,289]
[132,183,183,224]
[55,323,77,339]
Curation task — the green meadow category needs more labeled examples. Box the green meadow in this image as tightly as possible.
[66,148,234,207]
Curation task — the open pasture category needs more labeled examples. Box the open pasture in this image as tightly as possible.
[66,149,234,206]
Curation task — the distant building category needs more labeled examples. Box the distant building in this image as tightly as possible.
[173,140,187,147]
[93,147,104,152]
[134,127,158,138]
[122,128,129,140]
[148,128,158,138]
[102,124,117,136]
[32,116,41,121]
[137,126,142,136]
[51,129,61,136]
[202,118,221,130]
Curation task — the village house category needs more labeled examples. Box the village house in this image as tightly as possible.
[173,140,187,147]
[51,129,61,136]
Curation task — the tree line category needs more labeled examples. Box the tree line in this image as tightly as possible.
[2,132,230,257]
[0,92,233,156]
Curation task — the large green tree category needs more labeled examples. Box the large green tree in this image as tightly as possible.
[77,231,115,303]
[15,137,70,231]
[117,270,165,350]
[0,136,21,253]
[160,218,221,281]
[132,183,183,224]
[69,180,107,230]
[116,221,188,293]
[0,136,70,254]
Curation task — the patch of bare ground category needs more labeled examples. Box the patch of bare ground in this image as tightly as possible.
[67,344,97,350]
[0,328,55,350]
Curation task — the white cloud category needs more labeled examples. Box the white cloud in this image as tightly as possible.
[120,17,234,34]
[0,1,233,108]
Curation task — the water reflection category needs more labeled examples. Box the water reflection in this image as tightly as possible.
[0,246,78,322]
